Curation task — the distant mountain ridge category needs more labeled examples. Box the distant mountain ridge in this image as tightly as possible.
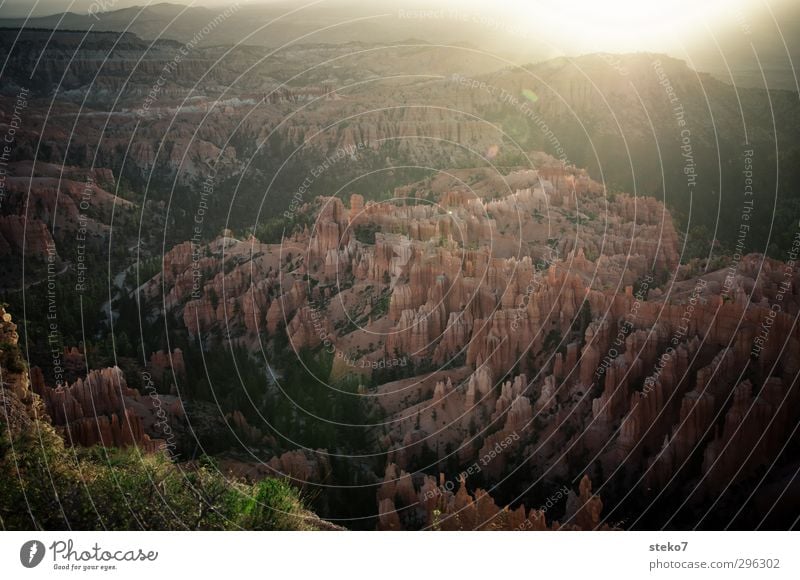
[1,28,797,257]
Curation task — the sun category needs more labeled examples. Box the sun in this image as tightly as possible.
[481,0,763,54]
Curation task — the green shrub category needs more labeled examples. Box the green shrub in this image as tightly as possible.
[0,418,316,531]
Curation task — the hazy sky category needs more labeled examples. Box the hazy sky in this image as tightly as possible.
[1,0,797,65]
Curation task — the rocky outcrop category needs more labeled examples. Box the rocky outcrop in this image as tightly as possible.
[0,215,56,257]
[27,143,795,530]
[148,349,186,389]
[31,365,180,453]
[267,449,332,484]
[0,307,45,437]
[377,462,611,530]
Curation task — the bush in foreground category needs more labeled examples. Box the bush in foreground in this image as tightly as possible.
[0,419,320,531]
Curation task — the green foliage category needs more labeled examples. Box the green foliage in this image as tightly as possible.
[571,301,592,340]
[0,419,316,530]
[543,329,562,352]
[208,287,219,310]
[371,291,391,319]
[681,224,717,263]
[237,478,309,530]
[253,214,312,244]
[354,223,379,245]
[267,348,372,451]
